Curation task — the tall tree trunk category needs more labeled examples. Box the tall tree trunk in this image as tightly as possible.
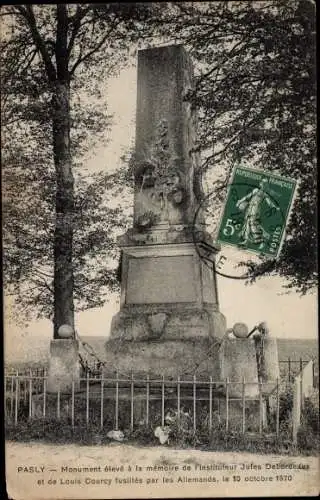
[52,80,74,338]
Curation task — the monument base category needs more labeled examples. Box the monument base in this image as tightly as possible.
[100,339,268,431]
[111,305,226,343]
[103,337,222,379]
[47,339,80,393]
[110,242,226,342]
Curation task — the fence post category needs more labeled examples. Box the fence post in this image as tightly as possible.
[86,372,90,425]
[209,376,213,432]
[225,378,229,432]
[24,375,27,404]
[100,376,104,430]
[312,360,315,388]
[288,357,291,382]
[292,375,301,446]
[14,372,19,426]
[161,375,165,427]
[4,375,7,420]
[10,376,14,417]
[115,371,119,431]
[130,372,134,431]
[43,377,46,418]
[242,377,246,434]
[276,377,280,438]
[299,358,304,410]
[28,369,32,420]
[177,375,180,428]
[146,374,150,426]
[57,386,61,420]
[193,375,197,432]
[259,380,263,435]
[71,380,75,429]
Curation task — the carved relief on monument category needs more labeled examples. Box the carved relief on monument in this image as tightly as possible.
[135,119,186,230]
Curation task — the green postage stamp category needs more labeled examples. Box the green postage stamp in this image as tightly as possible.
[217,166,298,258]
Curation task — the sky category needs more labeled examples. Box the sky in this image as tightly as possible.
[4,61,318,346]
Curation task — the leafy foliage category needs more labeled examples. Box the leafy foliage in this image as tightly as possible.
[161,0,317,293]
[1,4,151,324]
[2,1,317,329]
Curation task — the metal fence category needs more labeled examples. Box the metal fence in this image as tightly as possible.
[279,358,318,385]
[5,371,281,437]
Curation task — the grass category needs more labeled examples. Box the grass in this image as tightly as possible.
[5,389,319,457]
[5,418,319,457]
[5,338,318,455]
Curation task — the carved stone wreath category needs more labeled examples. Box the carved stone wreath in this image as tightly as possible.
[137,119,186,213]
[135,211,159,231]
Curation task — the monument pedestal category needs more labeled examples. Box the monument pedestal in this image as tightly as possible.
[47,339,80,393]
[104,338,222,379]
[110,242,226,343]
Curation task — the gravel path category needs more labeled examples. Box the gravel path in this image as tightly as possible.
[6,440,319,499]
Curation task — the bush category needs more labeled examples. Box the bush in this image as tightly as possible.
[301,396,319,433]
[296,394,319,453]
[125,424,157,445]
[6,418,116,445]
[5,396,319,455]
[297,424,319,452]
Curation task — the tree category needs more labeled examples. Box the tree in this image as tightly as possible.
[3,0,316,341]
[1,3,159,335]
[161,0,317,293]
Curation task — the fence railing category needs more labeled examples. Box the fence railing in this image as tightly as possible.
[292,360,315,445]
[5,371,282,437]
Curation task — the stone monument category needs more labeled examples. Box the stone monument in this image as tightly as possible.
[107,45,226,377]
[37,45,280,431]
[47,324,80,393]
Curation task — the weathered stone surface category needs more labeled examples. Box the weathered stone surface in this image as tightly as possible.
[219,338,259,397]
[254,335,280,393]
[134,45,201,228]
[126,254,197,304]
[147,313,167,338]
[110,312,150,341]
[233,322,249,338]
[103,338,221,379]
[58,324,74,339]
[261,336,280,382]
[110,306,226,343]
[47,339,80,393]
[111,242,225,342]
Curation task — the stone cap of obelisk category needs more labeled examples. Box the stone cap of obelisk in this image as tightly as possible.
[124,44,204,242]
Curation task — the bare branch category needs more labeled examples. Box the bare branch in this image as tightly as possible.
[16,4,56,81]
[34,268,53,279]
[196,36,251,89]
[70,19,120,76]
[31,275,54,294]
[67,5,92,57]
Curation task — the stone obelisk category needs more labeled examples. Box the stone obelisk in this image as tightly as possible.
[107,45,226,377]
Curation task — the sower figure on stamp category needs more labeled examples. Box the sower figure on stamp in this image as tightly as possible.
[236,178,280,249]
